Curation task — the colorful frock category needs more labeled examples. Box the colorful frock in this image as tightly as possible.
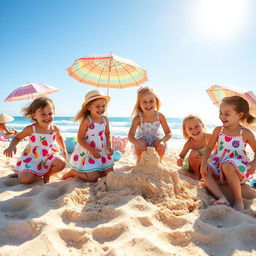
[69,116,114,172]
[14,124,61,176]
[135,112,163,146]
[208,127,251,183]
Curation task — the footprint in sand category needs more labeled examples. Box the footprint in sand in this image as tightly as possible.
[2,178,20,187]
[59,228,89,249]
[0,219,45,245]
[92,225,126,243]
[44,183,69,200]
[199,206,242,228]
[0,198,34,219]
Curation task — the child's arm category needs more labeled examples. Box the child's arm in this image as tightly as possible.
[177,140,191,167]
[54,125,68,159]
[200,127,220,177]
[3,125,33,158]
[243,129,256,174]
[77,118,101,158]
[128,116,140,144]
[159,113,172,143]
[104,116,113,155]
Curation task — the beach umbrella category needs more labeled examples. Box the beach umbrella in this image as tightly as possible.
[206,84,256,130]
[67,52,148,95]
[4,82,59,102]
[0,113,14,123]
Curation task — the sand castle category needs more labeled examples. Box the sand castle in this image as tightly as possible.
[0,142,256,255]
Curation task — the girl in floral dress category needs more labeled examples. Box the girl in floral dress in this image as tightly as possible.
[128,87,171,163]
[201,96,256,211]
[62,90,114,182]
[4,97,67,184]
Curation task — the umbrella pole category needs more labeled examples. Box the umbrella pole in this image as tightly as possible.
[107,58,112,96]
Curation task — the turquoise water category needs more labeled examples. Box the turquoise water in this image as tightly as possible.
[8,116,217,140]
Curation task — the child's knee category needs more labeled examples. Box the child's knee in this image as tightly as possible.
[155,144,165,155]
[86,171,100,182]
[54,158,66,170]
[18,173,35,184]
[189,150,201,159]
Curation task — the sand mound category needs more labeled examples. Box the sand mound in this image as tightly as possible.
[0,142,256,255]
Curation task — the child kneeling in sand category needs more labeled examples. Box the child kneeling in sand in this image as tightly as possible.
[201,96,256,211]
[177,115,211,180]
[3,97,67,184]
[128,87,171,163]
[62,90,114,182]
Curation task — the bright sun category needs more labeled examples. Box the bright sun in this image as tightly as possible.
[193,0,250,43]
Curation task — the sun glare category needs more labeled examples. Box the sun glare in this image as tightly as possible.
[193,0,250,43]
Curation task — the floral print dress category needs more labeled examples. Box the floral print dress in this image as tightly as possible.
[135,112,163,146]
[14,124,61,176]
[69,116,114,172]
[208,127,251,183]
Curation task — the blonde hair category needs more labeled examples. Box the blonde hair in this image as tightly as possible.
[74,98,107,122]
[132,87,161,117]
[23,97,55,121]
[182,115,204,140]
[222,96,255,124]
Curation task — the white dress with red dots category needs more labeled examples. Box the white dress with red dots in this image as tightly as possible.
[14,124,61,176]
[69,116,114,172]
[208,126,251,183]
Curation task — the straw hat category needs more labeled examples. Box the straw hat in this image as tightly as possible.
[82,90,111,108]
[0,113,14,123]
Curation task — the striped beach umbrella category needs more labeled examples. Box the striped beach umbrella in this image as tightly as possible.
[67,52,148,95]
[4,82,59,102]
[206,85,256,130]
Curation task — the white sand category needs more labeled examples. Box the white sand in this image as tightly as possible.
[0,141,256,256]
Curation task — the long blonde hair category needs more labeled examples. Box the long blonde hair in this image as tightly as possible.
[132,87,161,117]
[182,115,205,140]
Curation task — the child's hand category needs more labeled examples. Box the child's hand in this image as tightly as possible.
[248,162,256,175]
[62,150,68,160]
[90,148,101,158]
[177,157,183,167]
[107,146,113,155]
[3,146,17,158]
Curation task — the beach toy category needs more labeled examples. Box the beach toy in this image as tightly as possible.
[112,136,128,153]
[65,137,77,154]
[113,150,122,162]
[250,178,256,188]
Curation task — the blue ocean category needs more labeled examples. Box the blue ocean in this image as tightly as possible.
[8,116,217,141]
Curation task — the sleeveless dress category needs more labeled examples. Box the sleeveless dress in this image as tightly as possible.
[69,116,114,172]
[14,124,61,176]
[208,127,251,183]
[135,112,163,146]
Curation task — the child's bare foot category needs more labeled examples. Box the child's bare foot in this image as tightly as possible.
[8,173,18,178]
[43,173,50,183]
[233,199,244,211]
[62,170,75,180]
[213,197,230,206]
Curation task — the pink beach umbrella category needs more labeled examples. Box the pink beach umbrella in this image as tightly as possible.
[4,82,59,102]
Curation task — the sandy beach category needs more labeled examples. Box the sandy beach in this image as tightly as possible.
[0,140,256,256]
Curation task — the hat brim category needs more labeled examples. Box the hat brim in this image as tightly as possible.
[0,114,14,123]
[82,95,111,109]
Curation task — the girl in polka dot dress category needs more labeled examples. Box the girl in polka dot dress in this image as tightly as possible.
[4,97,67,184]
[62,90,114,182]
[201,96,256,211]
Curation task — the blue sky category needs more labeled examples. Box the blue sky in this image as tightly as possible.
[0,0,255,124]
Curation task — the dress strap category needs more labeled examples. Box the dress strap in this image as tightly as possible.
[220,126,224,133]
[87,115,92,122]
[240,126,244,136]
[156,111,159,120]
[138,112,143,124]
[32,124,36,132]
